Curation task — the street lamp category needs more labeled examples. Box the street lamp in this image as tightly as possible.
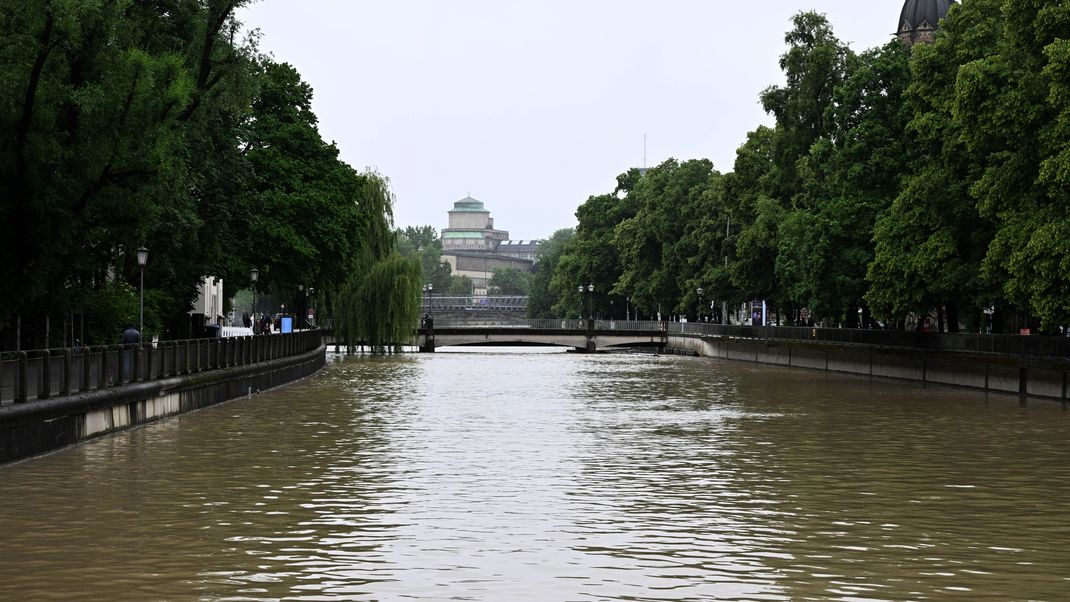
[250,268,259,327]
[577,285,584,319]
[984,306,995,334]
[298,284,305,328]
[697,287,704,323]
[136,246,148,340]
[586,283,594,319]
[424,283,433,317]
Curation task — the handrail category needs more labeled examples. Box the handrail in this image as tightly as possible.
[0,330,322,407]
[417,319,1070,359]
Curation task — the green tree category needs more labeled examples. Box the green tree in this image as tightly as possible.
[0,0,258,345]
[448,275,473,295]
[528,228,574,319]
[489,268,531,295]
[613,159,721,318]
[957,0,1070,331]
[759,11,853,201]
[779,41,914,326]
[336,254,421,353]
[396,225,440,255]
[551,184,637,318]
[867,0,1004,330]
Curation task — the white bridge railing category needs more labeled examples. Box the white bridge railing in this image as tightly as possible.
[426,318,668,331]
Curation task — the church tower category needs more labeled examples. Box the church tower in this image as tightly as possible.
[897,0,956,45]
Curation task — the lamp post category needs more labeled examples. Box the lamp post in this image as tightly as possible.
[307,287,314,326]
[298,284,305,329]
[424,283,433,317]
[577,285,584,319]
[250,268,259,327]
[136,246,149,339]
[984,306,995,334]
[586,283,594,319]
[697,287,704,323]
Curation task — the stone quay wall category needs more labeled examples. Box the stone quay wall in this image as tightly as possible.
[667,335,1068,401]
[0,343,325,465]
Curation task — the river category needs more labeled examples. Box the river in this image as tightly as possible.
[0,349,1067,600]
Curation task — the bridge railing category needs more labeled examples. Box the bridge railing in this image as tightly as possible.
[667,322,1070,359]
[426,296,529,311]
[0,329,322,407]
[423,317,1069,359]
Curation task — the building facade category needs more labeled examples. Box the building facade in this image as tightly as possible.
[438,196,543,295]
[497,240,540,261]
[441,197,510,253]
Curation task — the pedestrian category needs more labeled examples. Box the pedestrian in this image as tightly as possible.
[242,311,251,329]
[120,323,140,382]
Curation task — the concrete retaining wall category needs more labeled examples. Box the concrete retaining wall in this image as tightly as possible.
[0,345,326,464]
[668,336,1068,402]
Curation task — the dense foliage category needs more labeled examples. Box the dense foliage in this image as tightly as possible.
[0,0,400,347]
[335,252,422,354]
[546,4,1070,333]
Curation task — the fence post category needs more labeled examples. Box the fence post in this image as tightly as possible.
[82,347,91,392]
[100,346,109,389]
[132,344,141,383]
[39,350,52,399]
[16,351,28,403]
[145,344,153,381]
[62,348,72,396]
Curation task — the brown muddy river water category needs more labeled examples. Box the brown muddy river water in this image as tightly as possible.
[0,349,1067,600]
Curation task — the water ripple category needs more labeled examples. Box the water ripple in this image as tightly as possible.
[0,351,1067,600]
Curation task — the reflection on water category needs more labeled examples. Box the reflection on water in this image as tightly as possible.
[0,350,1068,600]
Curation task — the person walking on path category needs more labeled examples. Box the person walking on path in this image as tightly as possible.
[120,324,141,383]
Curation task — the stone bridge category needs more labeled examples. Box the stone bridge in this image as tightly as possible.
[417,319,667,353]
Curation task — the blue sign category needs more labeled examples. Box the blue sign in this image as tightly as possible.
[281,316,293,333]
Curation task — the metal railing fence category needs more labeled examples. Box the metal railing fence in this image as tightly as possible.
[426,296,529,311]
[0,330,321,407]
[420,318,1070,359]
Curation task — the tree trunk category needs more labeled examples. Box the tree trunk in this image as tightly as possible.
[945,302,960,333]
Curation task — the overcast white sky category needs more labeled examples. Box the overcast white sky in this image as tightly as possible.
[240,1,901,239]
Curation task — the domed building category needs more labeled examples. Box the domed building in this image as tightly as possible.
[897,0,957,45]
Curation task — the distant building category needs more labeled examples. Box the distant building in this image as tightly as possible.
[441,197,510,253]
[897,0,956,45]
[498,240,540,261]
[438,196,543,295]
[442,251,535,296]
[189,276,225,330]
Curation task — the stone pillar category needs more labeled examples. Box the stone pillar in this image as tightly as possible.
[420,317,436,353]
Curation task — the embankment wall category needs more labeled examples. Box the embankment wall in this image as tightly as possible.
[667,336,1068,401]
[0,345,325,464]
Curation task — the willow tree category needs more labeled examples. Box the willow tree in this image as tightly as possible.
[333,173,422,353]
[335,254,422,354]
